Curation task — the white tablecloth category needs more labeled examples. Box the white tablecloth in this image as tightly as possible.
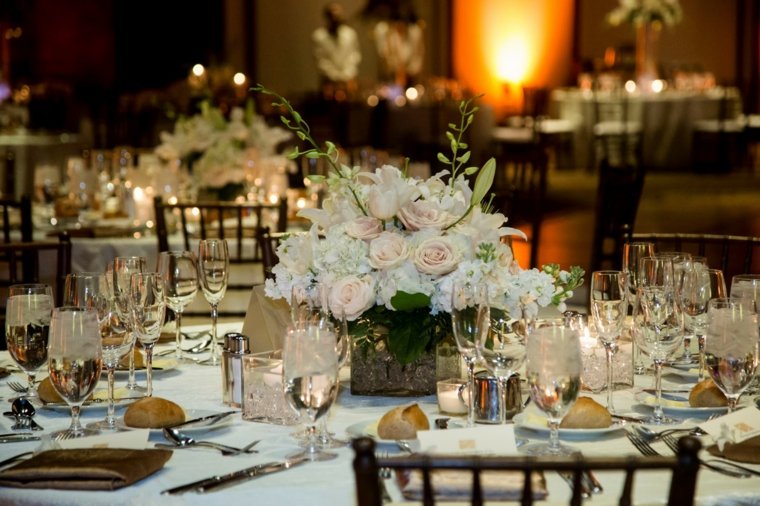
[1,323,759,505]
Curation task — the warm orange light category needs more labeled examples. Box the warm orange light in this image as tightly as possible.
[496,36,530,84]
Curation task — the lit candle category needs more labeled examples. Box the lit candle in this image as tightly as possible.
[437,385,468,415]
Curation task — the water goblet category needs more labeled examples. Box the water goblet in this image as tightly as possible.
[113,256,147,391]
[704,298,759,412]
[5,284,54,399]
[451,280,490,427]
[681,265,726,379]
[48,306,103,438]
[622,241,654,374]
[158,251,198,362]
[590,270,627,414]
[198,239,229,366]
[130,272,166,397]
[283,324,339,462]
[730,274,760,393]
[520,324,582,456]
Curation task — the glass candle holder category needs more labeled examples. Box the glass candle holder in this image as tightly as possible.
[242,350,301,425]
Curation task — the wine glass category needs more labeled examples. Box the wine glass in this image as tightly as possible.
[113,256,147,391]
[291,282,325,326]
[730,274,760,393]
[622,241,655,374]
[158,251,199,362]
[197,239,229,366]
[704,298,759,412]
[674,257,707,364]
[521,323,582,456]
[589,270,627,414]
[48,306,103,438]
[5,284,54,399]
[478,306,526,424]
[451,280,489,427]
[283,323,339,462]
[130,272,166,397]
[681,265,727,379]
[635,255,684,424]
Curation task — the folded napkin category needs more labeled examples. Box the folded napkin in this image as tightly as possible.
[242,284,291,353]
[0,448,172,490]
[401,469,547,502]
[707,435,760,464]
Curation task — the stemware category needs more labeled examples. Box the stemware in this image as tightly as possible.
[622,241,655,374]
[730,274,760,393]
[681,265,727,379]
[113,256,147,391]
[704,298,759,412]
[48,306,103,438]
[158,251,199,362]
[283,324,339,462]
[478,306,526,424]
[674,257,707,364]
[521,323,582,456]
[589,270,627,414]
[635,255,684,424]
[451,281,490,427]
[130,272,166,397]
[197,239,229,366]
[5,284,54,399]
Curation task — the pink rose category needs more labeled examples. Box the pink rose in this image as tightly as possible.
[413,237,461,276]
[398,200,453,230]
[328,275,376,320]
[368,232,409,270]
[345,216,383,240]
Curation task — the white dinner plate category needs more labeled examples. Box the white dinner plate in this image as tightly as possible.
[112,357,178,376]
[118,409,235,435]
[664,365,699,381]
[513,413,625,440]
[634,390,732,417]
[345,417,449,443]
[37,389,140,412]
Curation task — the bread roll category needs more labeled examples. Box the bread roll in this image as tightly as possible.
[689,378,727,407]
[560,397,612,429]
[123,397,185,428]
[377,404,430,440]
[119,348,146,370]
[37,377,65,404]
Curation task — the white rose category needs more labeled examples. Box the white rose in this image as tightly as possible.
[398,200,453,231]
[367,185,399,220]
[345,216,383,240]
[276,234,313,275]
[368,232,409,270]
[328,275,376,321]
[413,236,461,276]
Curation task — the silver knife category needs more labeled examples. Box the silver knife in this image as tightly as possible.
[169,411,238,430]
[161,461,279,495]
[0,433,40,443]
[199,458,307,493]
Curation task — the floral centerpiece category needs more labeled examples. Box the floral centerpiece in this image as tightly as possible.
[606,0,682,27]
[256,85,584,395]
[155,100,293,199]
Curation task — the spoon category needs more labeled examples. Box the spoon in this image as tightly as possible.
[11,398,43,431]
[158,427,254,456]
[181,337,213,354]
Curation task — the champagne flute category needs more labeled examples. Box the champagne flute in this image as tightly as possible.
[681,265,726,379]
[622,241,655,374]
[704,298,759,412]
[636,256,683,424]
[6,284,54,399]
[197,239,229,366]
[113,256,147,391]
[451,280,489,427]
[130,272,166,397]
[283,323,339,462]
[158,251,199,362]
[590,270,627,414]
[521,324,582,456]
[48,306,103,438]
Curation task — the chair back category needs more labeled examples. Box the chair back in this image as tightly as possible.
[491,143,548,268]
[629,232,760,281]
[258,226,289,281]
[353,436,701,506]
[153,196,288,317]
[0,195,35,283]
[592,90,643,170]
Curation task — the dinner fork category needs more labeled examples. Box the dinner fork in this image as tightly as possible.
[7,381,28,394]
[626,430,660,457]
[661,434,760,478]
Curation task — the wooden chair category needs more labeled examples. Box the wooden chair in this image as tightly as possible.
[258,226,289,281]
[491,142,548,268]
[153,196,288,317]
[629,232,760,282]
[353,436,701,506]
[0,233,72,348]
[592,89,643,171]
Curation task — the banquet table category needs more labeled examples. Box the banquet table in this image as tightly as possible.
[549,87,743,171]
[1,322,759,506]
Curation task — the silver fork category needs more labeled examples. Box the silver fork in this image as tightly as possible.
[375,452,392,479]
[7,381,28,394]
[626,430,660,456]
[661,434,758,478]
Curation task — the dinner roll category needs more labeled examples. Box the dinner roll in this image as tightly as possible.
[560,397,612,429]
[377,403,430,440]
[119,348,145,370]
[689,378,727,407]
[123,397,185,429]
[37,377,65,404]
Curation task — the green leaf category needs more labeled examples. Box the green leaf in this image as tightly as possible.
[306,174,326,184]
[471,157,496,205]
[437,153,450,164]
[390,291,431,311]
[305,151,321,159]
[386,322,428,365]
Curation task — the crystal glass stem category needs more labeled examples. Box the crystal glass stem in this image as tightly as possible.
[144,343,155,397]
[126,341,137,389]
[105,366,117,427]
[604,342,616,413]
[465,358,476,427]
[547,418,561,453]
[208,304,219,366]
[652,360,665,423]
[69,405,84,434]
[174,311,183,360]
[727,395,739,413]
[25,372,38,398]
[697,333,706,380]
[497,378,507,424]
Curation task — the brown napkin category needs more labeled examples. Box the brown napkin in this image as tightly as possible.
[707,435,760,464]
[0,448,172,490]
[242,284,291,353]
[400,469,547,502]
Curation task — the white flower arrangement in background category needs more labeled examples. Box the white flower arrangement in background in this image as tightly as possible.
[256,85,584,365]
[155,100,292,190]
[607,0,683,27]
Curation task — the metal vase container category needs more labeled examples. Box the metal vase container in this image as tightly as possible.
[472,371,522,424]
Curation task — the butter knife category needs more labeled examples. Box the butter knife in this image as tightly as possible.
[162,461,279,495]
[200,458,306,493]
[169,410,238,430]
